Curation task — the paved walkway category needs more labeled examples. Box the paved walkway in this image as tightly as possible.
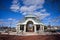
[1,32,60,36]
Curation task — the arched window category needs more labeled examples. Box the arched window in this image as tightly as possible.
[26,21,34,32]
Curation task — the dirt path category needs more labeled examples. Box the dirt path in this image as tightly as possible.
[0,34,60,40]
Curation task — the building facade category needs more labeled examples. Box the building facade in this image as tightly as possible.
[16,14,45,35]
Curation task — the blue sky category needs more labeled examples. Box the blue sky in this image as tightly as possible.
[0,0,60,27]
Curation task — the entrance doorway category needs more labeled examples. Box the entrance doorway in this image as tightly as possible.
[26,21,34,32]
[36,25,40,31]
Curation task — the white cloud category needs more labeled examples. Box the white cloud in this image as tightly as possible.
[10,4,20,12]
[33,12,50,20]
[39,13,50,20]
[23,0,44,6]
[20,6,36,12]
[10,0,20,12]
[20,0,45,13]
[10,0,45,12]
[7,18,18,27]
[10,0,50,20]
[40,9,46,12]
[12,0,18,4]
[0,19,4,24]
[8,18,15,20]
[22,12,27,15]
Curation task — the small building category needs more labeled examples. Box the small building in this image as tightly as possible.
[16,14,45,35]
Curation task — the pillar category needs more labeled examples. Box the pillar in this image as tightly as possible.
[34,25,36,32]
[40,25,43,31]
[24,25,26,32]
[16,25,20,34]
[42,25,44,31]
[40,25,44,31]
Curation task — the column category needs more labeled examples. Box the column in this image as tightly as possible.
[40,25,44,31]
[39,25,41,31]
[24,25,26,32]
[34,25,36,32]
[16,25,20,34]
[42,25,44,31]
[40,25,43,31]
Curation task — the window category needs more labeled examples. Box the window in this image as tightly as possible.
[36,25,40,31]
[20,25,24,30]
[26,21,34,32]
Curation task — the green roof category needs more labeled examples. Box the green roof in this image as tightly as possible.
[19,17,41,23]
[18,14,42,23]
[25,14,36,18]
